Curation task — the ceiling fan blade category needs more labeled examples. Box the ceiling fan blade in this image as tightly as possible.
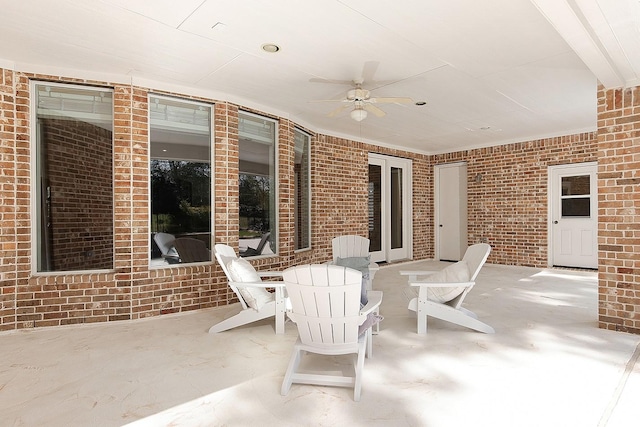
[363,103,386,117]
[309,98,350,103]
[327,104,351,117]
[369,96,414,104]
[309,77,353,85]
[360,61,380,84]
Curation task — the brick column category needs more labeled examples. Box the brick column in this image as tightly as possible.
[598,84,640,333]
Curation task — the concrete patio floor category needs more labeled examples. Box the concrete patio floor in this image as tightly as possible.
[2,260,639,427]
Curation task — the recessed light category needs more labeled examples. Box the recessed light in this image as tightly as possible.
[261,43,281,53]
[415,101,427,106]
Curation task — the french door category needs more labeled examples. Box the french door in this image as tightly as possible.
[368,153,412,263]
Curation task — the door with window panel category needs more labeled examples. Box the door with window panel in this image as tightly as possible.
[550,163,597,269]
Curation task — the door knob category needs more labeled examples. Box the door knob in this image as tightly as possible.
[553,220,558,224]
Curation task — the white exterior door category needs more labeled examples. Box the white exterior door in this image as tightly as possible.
[435,163,468,261]
[549,163,597,269]
[368,154,412,263]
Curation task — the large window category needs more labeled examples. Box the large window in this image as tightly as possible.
[149,96,212,265]
[33,83,114,272]
[294,129,311,251]
[238,112,277,257]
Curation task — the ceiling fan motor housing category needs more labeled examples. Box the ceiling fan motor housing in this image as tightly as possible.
[347,88,370,101]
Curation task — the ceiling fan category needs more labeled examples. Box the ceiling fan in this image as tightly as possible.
[313,78,414,122]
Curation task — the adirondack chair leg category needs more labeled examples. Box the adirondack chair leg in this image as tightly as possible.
[354,339,367,401]
[208,305,274,334]
[275,287,285,334]
[417,299,428,335]
[281,340,303,396]
[427,302,495,334]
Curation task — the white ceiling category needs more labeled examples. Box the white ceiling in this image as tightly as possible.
[1,0,638,154]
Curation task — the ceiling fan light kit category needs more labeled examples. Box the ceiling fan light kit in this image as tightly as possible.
[350,108,368,122]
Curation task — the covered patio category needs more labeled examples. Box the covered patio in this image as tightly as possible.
[2,261,639,426]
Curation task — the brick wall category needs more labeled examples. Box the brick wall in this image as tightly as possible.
[0,68,17,330]
[0,66,634,334]
[597,84,640,334]
[436,133,599,266]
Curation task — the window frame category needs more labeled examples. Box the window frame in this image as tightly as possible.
[238,111,278,257]
[30,81,115,274]
[148,94,214,267]
[294,128,311,252]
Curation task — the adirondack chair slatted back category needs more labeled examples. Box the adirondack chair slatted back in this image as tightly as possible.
[450,243,491,309]
[214,244,252,310]
[332,235,370,263]
[283,265,363,347]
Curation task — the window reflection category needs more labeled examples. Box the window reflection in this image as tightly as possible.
[34,83,114,272]
[238,112,277,257]
[294,129,311,251]
[149,96,212,265]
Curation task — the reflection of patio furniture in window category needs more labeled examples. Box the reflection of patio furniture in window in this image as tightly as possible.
[153,232,180,264]
[173,237,211,263]
[240,232,271,257]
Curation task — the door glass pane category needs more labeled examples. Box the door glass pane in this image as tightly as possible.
[390,167,403,249]
[35,83,114,272]
[561,175,590,217]
[562,175,589,196]
[368,164,382,252]
[562,198,590,217]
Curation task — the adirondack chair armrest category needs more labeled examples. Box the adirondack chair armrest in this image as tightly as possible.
[399,270,438,282]
[360,290,382,316]
[407,280,475,288]
[229,280,285,289]
[257,271,284,278]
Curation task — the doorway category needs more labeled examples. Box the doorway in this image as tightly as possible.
[435,162,468,261]
[549,162,597,269]
[368,154,412,263]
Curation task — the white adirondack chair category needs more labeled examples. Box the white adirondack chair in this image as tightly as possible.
[331,235,382,333]
[281,264,382,401]
[210,244,286,334]
[330,235,379,290]
[400,243,493,334]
